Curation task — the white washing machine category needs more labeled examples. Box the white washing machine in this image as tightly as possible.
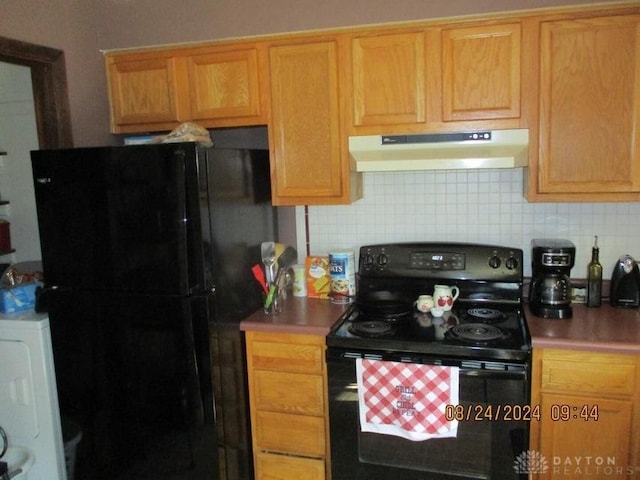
[0,311,66,479]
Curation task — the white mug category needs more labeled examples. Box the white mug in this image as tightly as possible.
[433,284,459,311]
[414,294,435,313]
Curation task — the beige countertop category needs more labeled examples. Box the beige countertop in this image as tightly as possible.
[240,296,640,355]
[239,296,349,336]
[527,303,640,354]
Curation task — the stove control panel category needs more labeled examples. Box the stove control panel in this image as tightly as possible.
[409,251,465,270]
[358,243,523,281]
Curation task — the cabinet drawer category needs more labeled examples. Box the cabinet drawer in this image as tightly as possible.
[255,452,325,480]
[541,350,636,396]
[253,370,325,415]
[255,411,325,457]
[247,333,324,374]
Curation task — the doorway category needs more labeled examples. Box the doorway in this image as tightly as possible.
[0,35,72,149]
[0,36,73,262]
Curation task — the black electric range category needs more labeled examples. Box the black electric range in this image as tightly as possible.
[326,242,531,362]
[326,243,531,480]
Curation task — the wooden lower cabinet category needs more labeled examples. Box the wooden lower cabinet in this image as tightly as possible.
[245,331,330,479]
[530,348,640,479]
[255,452,325,480]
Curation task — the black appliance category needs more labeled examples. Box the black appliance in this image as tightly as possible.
[610,254,640,308]
[31,143,277,480]
[326,242,530,480]
[529,239,575,319]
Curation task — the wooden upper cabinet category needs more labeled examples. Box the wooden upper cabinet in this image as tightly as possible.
[187,46,265,124]
[107,54,188,133]
[269,37,361,205]
[351,31,426,127]
[439,23,521,122]
[105,44,266,134]
[347,22,523,134]
[533,14,640,199]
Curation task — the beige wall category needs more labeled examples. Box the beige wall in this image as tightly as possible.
[94,0,628,49]
[0,1,111,146]
[0,0,629,146]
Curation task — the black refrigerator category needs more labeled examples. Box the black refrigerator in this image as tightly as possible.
[31,142,277,480]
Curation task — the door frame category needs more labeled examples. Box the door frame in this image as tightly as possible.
[0,35,73,148]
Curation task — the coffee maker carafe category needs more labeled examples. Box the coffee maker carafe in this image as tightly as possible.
[529,239,576,318]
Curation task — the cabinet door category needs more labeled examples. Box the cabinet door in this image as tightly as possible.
[539,393,633,479]
[439,23,521,122]
[107,55,188,133]
[351,31,426,127]
[248,336,324,374]
[269,40,352,205]
[187,47,264,124]
[252,370,325,416]
[347,23,521,134]
[254,411,326,457]
[537,15,640,196]
[255,452,325,480]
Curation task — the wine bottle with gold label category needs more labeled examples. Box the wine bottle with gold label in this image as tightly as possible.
[587,235,602,307]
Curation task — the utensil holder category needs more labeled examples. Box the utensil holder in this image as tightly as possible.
[263,282,283,315]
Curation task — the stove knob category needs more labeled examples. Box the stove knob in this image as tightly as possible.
[377,253,389,266]
[489,255,501,269]
[506,257,519,270]
[362,253,375,267]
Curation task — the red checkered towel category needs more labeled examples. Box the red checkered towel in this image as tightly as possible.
[356,359,459,441]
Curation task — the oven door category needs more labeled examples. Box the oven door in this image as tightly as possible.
[327,349,530,480]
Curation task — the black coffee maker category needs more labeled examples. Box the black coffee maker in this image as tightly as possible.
[529,239,576,319]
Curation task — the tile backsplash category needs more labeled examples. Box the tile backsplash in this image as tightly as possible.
[296,168,640,279]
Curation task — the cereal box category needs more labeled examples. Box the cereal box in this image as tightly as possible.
[305,256,331,299]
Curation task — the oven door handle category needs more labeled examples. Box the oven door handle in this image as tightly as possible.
[459,368,526,380]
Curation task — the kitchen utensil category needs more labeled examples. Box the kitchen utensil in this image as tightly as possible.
[355,290,412,319]
[610,254,640,308]
[273,246,298,285]
[264,247,298,309]
[251,264,268,294]
[275,242,285,262]
[261,242,276,285]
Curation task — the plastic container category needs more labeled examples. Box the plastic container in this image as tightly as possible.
[292,264,307,297]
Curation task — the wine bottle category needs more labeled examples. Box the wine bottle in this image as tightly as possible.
[587,235,602,307]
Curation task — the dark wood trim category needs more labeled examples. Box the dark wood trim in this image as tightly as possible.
[0,36,73,148]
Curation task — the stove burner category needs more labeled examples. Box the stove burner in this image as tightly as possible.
[447,323,506,344]
[467,308,506,322]
[349,320,397,338]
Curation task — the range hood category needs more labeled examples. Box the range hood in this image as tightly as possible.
[349,129,529,172]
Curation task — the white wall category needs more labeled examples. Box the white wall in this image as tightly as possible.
[299,168,640,279]
[0,62,42,263]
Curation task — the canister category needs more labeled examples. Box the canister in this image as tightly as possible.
[329,251,356,304]
[292,264,307,297]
